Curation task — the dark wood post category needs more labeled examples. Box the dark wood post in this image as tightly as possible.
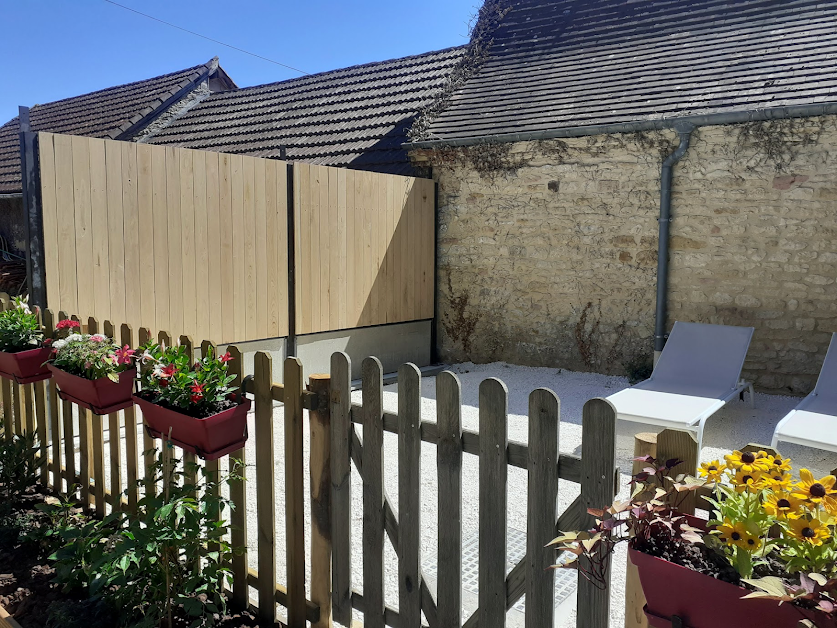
[18,106,47,308]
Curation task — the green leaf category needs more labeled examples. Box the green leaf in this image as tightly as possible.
[183,597,204,616]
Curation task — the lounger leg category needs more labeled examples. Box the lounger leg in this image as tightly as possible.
[748,383,755,408]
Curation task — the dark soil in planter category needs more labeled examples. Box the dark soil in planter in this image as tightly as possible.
[135,389,239,419]
[0,491,263,628]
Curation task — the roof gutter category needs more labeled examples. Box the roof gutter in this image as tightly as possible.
[404,102,837,149]
[114,58,220,141]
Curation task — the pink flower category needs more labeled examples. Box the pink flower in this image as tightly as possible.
[115,345,135,365]
[43,338,53,346]
[219,352,233,363]
[90,334,106,343]
[84,361,92,369]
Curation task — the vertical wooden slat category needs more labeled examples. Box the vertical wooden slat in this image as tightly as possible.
[243,157,257,340]
[254,158,268,338]
[0,375,11,442]
[121,324,139,511]
[193,149,209,341]
[88,317,105,517]
[105,321,123,511]
[151,144,169,332]
[526,388,559,628]
[578,398,617,628]
[312,165,324,332]
[168,147,185,335]
[345,171,357,326]
[43,310,60,489]
[479,378,508,628]
[178,335,198,491]
[285,356,307,628]
[205,152,222,340]
[254,351,276,626]
[88,138,110,322]
[309,372,332,628]
[106,139,126,324]
[399,363,422,628]
[121,142,141,331]
[330,352,352,625]
[57,312,75,494]
[277,162,289,336]
[34,382,48,486]
[362,356,385,628]
[136,144,155,331]
[71,136,93,319]
[227,344,248,610]
[230,155,246,341]
[437,370,462,628]
[11,380,22,436]
[296,164,311,335]
[336,168,348,330]
[218,153,235,343]
[22,384,34,437]
[54,134,78,315]
[327,166,339,332]
[39,134,61,307]
[138,327,156,498]
[202,341,220,542]
[180,149,196,338]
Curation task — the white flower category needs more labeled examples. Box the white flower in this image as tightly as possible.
[65,333,82,343]
[140,350,155,365]
[17,304,31,315]
[52,339,66,350]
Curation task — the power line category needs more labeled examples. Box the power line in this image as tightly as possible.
[103,0,309,75]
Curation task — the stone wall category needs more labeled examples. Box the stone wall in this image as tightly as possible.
[413,115,837,394]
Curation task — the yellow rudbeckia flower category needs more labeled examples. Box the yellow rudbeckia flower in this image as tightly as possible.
[699,460,725,483]
[792,469,837,511]
[759,451,792,474]
[725,450,770,475]
[731,468,764,493]
[717,518,762,552]
[764,470,795,492]
[788,517,831,546]
[763,492,803,519]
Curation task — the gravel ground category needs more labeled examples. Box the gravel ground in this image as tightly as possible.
[85,361,837,627]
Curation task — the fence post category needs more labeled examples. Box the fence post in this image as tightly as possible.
[362,356,385,628]
[657,429,698,515]
[578,398,617,628]
[105,320,123,511]
[89,317,105,517]
[330,352,352,626]
[226,344,248,610]
[398,364,422,628]
[254,351,276,626]
[19,108,47,309]
[285,356,307,628]
[121,324,139,512]
[309,372,333,628]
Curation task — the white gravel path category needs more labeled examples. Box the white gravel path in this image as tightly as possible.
[89,361,837,627]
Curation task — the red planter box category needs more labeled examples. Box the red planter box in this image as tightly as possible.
[0,347,52,384]
[631,545,826,627]
[134,395,251,461]
[48,365,136,415]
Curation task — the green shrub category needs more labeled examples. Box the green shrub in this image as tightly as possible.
[53,448,240,628]
[0,432,44,513]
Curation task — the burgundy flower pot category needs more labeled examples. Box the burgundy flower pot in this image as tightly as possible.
[631,545,826,627]
[134,395,251,461]
[0,346,52,384]
[47,365,136,415]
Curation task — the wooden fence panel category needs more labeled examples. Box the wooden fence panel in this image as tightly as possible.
[330,352,352,625]
[362,357,385,628]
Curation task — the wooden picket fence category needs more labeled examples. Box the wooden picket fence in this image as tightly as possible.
[0,292,619,628]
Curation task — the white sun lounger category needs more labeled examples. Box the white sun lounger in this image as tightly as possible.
[771,332,837,453]
[607,321,755,452]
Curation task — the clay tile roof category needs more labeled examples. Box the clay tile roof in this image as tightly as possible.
[0,58,221,193]
[145,46,467,176]
[421,0,837,142]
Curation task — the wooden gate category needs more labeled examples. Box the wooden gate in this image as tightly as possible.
[327,352,617,628]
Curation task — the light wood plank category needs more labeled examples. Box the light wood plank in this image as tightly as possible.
[285,356,307,628]
[22,384,34,437]
[276,162,289,336]
[204,151,222,340]
[105,140,126,325]
[254,158,268,338]
[330,352,352,625]
[193,149,210,341]
[230,155,246,341]
[328,166,339,332]
[386,175,396,323]
[243,156,257,339]
[0,376,10,443]
[169,146,187,336]
[337,168,348,330]
[151,145,169,332]
[136,144,155,331]
[345,170,357,325]
[138,327,156,498]
[437,370,462,628]
[72,136,95,317]
[526,388,559,628]
[297,164,311,335]
[578,398,617,628]
[87,317,105,517]
[398,363,422,628]
[218,154,234,343]
[121,324,139,512]
[657,429,699,515]
[11,382,21,436]
[264,160,279,336]
[34,382,48,486]
[42,310,61,488]
[422,180,435,319]
[309,372,332,628]
[38,134,61,308]
[478,377,508,628]
[88,138,110,321]
[254,351,276,625]
[104,321,122,512]
[362,356,385,628]
[311,165,323,333]
[53,135,78,314]
[227,345,248,610]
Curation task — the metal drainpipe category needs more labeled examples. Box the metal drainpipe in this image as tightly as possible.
[654,121,695,362]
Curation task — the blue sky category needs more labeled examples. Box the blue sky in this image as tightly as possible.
[3,0,478,123]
